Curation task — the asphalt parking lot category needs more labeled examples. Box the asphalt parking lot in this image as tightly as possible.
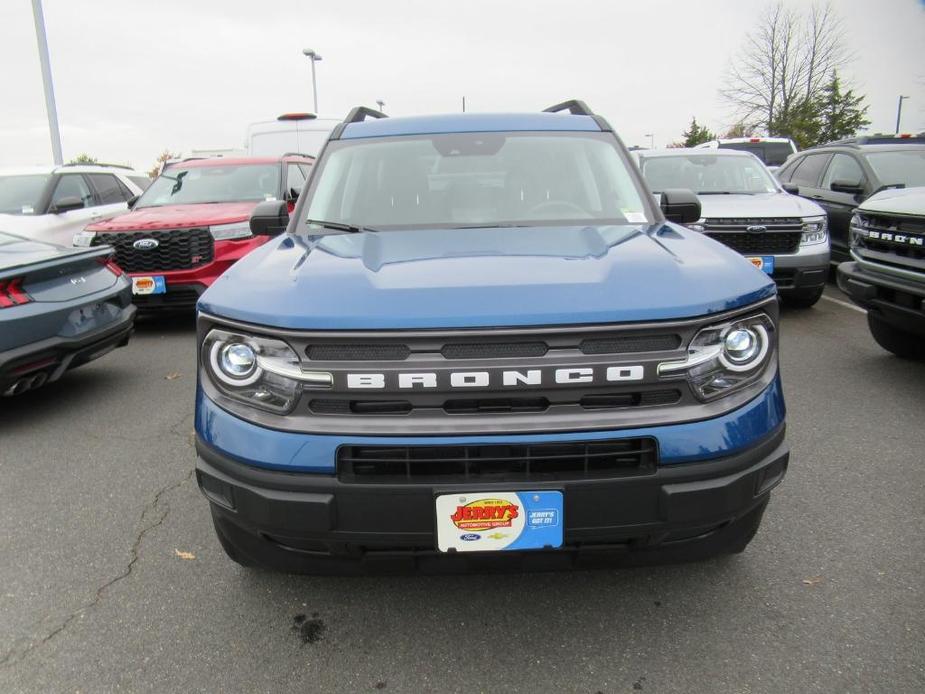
[0,283,923,694]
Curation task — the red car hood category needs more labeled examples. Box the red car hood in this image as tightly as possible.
[87,202,259,231]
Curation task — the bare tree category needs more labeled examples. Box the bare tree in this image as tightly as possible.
[721,1,850,134]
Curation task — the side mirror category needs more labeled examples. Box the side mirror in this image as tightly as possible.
[659,189,701,224]
[249,200,290,237]
[830,180,864,196]
[50,196,85,214]
[126,194,140,209]
[781,183,800,195]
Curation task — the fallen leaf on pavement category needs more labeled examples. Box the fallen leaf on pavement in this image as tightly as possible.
[802,575,823,586]
[165,372,181,380]
[174,549,196,560]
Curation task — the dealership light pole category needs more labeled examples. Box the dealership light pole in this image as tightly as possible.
[31,0,63,165]
[895,95,909,134]
[376,99,385,113]
[302,48,322,114]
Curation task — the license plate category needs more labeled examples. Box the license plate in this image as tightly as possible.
[746,256,775,274]
[435,491,563,553]
[132,276,166,295]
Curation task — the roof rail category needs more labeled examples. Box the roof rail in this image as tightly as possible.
[59,161,134,171]
[281,152,316,160]
[543,100,594,116]
[344,106,388,125]
[814,134,925,147]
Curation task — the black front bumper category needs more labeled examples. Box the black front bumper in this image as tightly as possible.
[196,425,789,571]
[838,261,925,334]
[132,283,204,311]
[772,267,828,293]
[0,304,136,394]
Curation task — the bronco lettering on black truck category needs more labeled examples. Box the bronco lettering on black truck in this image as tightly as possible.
[194,101,790,573]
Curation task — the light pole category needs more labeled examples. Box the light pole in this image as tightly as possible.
[31,0,62,165]
[645,133,655,149]
[895,95,909,134]
[376,100,385,113]
[302,48,322,114]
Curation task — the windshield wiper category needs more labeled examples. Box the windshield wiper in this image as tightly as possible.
[696,191,753,195]
[304,219,380,234]
[450,223,535,229]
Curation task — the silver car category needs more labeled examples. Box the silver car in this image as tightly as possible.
[636,148,829,308]
[0,231,136,396]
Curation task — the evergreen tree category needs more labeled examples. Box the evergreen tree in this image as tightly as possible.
[67,153,98,165]
[682,117,716,147]
[769,99,821,150]
[816,71,870,144]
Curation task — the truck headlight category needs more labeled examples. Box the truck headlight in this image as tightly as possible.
[686,219,705,232]
[202,328,331,413]
[73,230,96,247]
[800,215,827,245]
[209,221,252,241]
[848,214,867,248]
[658,313,775,401]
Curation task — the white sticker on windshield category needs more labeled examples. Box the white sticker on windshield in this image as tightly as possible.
[21,206,34,214]
[264,194,277,201]
[624,212,647,224]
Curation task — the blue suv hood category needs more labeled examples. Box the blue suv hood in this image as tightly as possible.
[199,224,775,330]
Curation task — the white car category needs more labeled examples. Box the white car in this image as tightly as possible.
[245,113,340,157]
[0,164,150,247]
[695,137,797,172]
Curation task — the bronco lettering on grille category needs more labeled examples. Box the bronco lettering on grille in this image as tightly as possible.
[867,230,925,246]
[345,365,645,389]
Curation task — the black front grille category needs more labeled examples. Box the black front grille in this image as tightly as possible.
[442,342,548,359]
[580,334,681,354]
[306,343,411,361]
[865,215,925,236]
[856,214,925,267]
[92,228,214,272]
[337,438,658,483]
[309,388,681,417]
[706,232,802,254]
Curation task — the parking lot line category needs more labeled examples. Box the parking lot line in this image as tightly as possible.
[820,293,866,314]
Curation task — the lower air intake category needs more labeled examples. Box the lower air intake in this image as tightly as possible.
[337,438,657,483]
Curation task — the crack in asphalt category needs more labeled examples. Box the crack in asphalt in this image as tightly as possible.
[0,436,196,670]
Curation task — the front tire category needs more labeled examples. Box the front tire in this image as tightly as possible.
[782,285,824,309]
[867,313,925,360]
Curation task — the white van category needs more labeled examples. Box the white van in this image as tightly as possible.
[245,113,339,157]
[695,137,797,172]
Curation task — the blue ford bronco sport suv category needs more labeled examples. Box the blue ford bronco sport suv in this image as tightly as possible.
[194,101,789,573]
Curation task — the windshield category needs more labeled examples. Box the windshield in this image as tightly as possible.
[302,132,652,229]
[718,142,794,166]
[641,154,778,195]
[0,174,51,215]
[136,164,280,208]
[865,150,925,188]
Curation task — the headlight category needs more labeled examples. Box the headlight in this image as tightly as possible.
[209,221,252,241]
[658,313,775,401]
[73,230,96,247]
[800,215,827,245]
[848,214,866,248]
[686,219,705,232]
[202,328,331,414]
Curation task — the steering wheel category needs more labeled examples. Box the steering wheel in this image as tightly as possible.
[528,200,589,217]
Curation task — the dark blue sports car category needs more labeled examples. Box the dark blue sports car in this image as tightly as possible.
[0,231,135,396]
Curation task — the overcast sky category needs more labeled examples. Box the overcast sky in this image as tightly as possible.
[1,0,923,172]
